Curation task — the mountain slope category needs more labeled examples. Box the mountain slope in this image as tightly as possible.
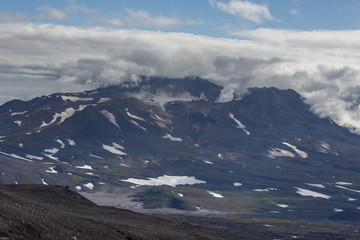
[1,77,360,220]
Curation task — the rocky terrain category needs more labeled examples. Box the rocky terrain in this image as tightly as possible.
[0,184,241,240]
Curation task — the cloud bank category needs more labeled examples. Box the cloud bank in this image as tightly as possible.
[1,23,360,133]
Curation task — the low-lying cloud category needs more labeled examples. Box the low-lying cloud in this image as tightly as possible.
[1,23,360,133]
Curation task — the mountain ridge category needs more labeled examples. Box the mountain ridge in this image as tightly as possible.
[1,77,360,221]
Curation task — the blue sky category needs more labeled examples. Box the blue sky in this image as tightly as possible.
[1,1,360,133]
[2,0,360,37]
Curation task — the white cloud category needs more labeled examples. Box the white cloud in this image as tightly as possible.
[0,11,29,23]
[217,0,276,23]
[290,9,300,15]
[1,24,360,133]
[37,6,68,21]
[104,9,201,29]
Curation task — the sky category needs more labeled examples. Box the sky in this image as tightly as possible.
[1,0,360,133]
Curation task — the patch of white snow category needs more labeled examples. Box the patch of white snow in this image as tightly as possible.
[229,113,250,135]
[267,148,295,159]
[336,182,353,185]
[282,142,308,159]
[41,179,48,185]
[203,160,213,165]
[14,120,22,126]
[335,185,360,193]
[11,111,27,116]
[100,110,120,129]
[102,142,127,155]
[162,134,182,142]
[130,120,147,131]
[295,187,331,199]
[25,154,44,160]
[40,105,88,128]
[0,151,33,162]
[305,183,325,189]
[122,175,206,187]
[126,109,145,121]
[98,98,110,103]
[55,139,65,148]
[83,183,94,190]
[207,191,224,198]
[45,166,58,174]
[75,165,93,170]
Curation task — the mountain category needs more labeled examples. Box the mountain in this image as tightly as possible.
[0,184,239,240]
[1,77,360,220]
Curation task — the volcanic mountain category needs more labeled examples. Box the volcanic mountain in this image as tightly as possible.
[1,77,360,220]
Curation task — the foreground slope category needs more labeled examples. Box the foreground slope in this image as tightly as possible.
[0,184,240,240]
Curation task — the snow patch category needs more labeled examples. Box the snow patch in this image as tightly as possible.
[277,204,289,208]
[335,185,360,193]
[75,165,93,170]
[83,183,94,190]
[41,179,48,185]
[203,160,213,165]
[43,153,58,161]
[75,186,81,191]
[162,134,182,142]
[67,139,76,146]
[89,153,103,159]
[218,153,223,159]
[55,139,65,148]
[121,175,206,187]
[282,142,308,159]
[25,154,44,160]
[207,191,224,198]
[18,143,23,148]
[100,110,120,129]
[126,109,145,121]
[334,208,343,212]
[45,166,58,174]
[120,163,130,167]
[336,182,353,185]
[233,182,243,187]
[319,141,331,153]
[178,193,184,198]
[229,113,250,135]
[305,183,325,189]
[98,98,110,103]
[295,187,331,199]
[11,111,27,116]
[40,105,88,128]
[44,148,59,154]
[14,120,22,126]
[102,143,127,155]
[130,120,147,131]
[0,151,33,162]
[267,148,295,158]
[254,188,277,192]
